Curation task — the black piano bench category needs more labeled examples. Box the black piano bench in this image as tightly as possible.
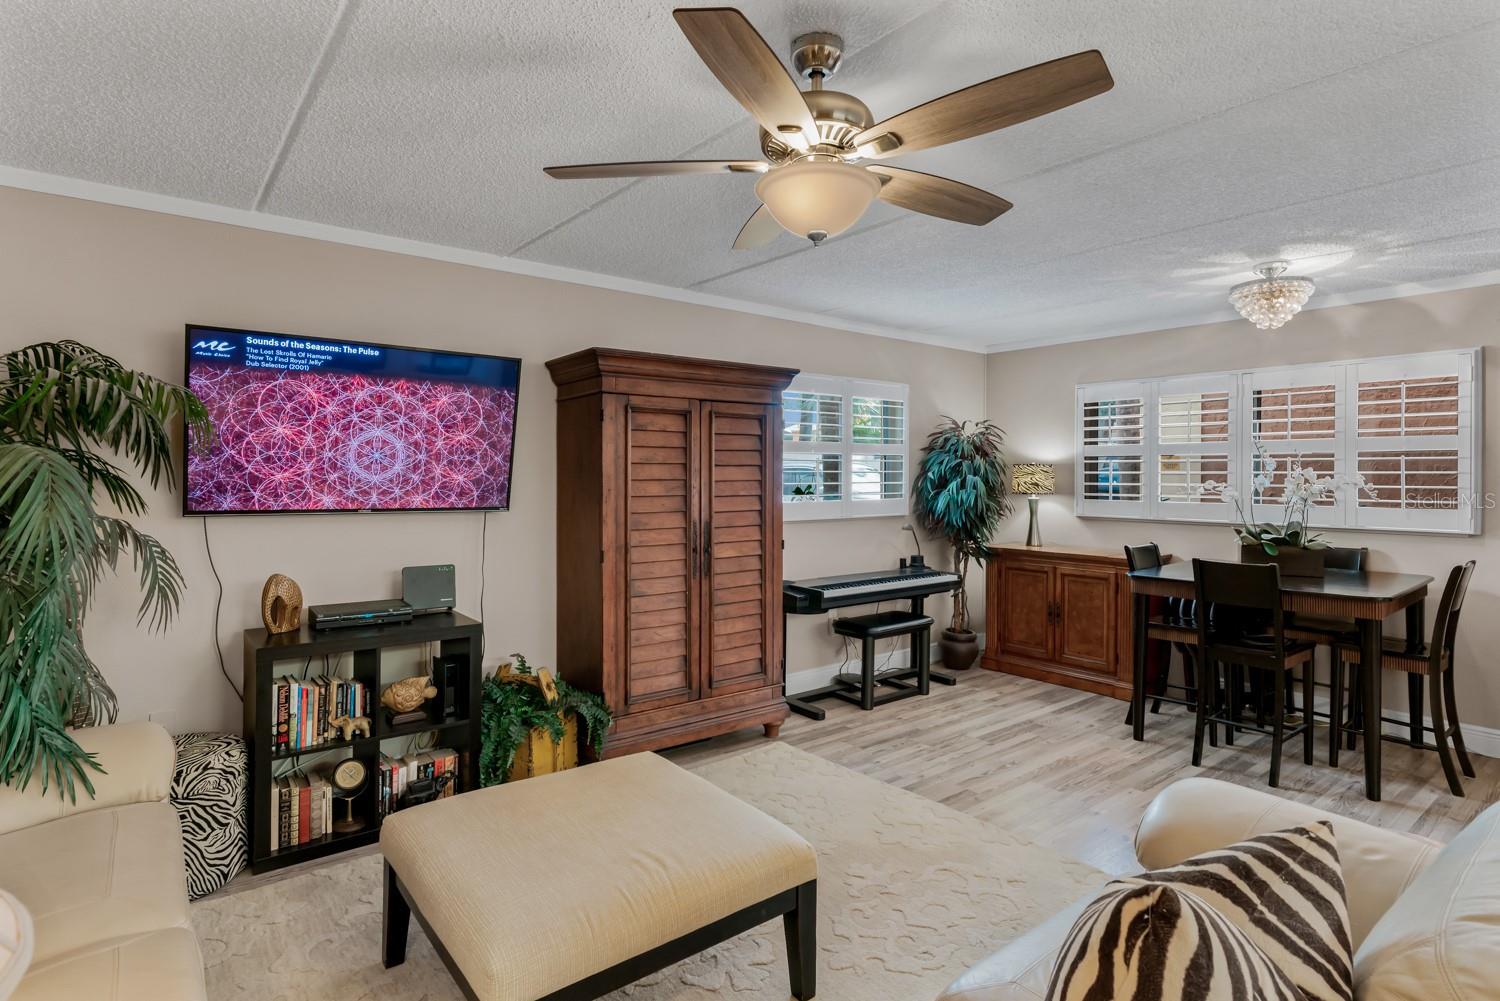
[789,611,939,715]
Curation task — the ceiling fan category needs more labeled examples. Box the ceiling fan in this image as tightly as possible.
[544,6,1113,249]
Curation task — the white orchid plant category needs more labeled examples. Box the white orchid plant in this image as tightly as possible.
[1198,442,1375,555]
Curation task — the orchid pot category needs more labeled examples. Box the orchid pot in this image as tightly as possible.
[1239,541,1326,578]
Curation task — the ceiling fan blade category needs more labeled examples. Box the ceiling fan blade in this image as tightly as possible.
[674,7,819,147]
[732,204,781,249]
[853,50,1113,159]
[544,160,768,179]
[866,166,1012,225]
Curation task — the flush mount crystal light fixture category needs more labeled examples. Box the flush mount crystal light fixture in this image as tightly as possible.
[1229,261,1316,330]
[754,157,882,244]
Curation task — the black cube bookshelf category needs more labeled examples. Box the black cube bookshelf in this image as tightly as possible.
[242,612,483,873]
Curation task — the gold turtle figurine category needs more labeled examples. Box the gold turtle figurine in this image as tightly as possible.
[380,676,438,714]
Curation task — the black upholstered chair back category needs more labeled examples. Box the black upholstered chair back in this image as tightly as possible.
[1322,546,1368,572]
[1125,543,1197,622]
[1192,558,1286,668]
[1123,543,1163,572]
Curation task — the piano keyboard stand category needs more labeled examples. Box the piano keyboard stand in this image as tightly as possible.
[786,610,955,719]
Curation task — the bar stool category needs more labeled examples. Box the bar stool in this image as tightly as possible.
[1191,559,1318,788]
[1283,545,1366,756]
[1284,546,1368,643]
[1333,561,1476,796]
[831,610,935,710]
[1123,543,1200,726]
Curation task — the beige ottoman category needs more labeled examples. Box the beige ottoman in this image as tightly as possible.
[380,752,818,1001]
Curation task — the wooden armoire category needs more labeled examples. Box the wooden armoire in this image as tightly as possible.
[547,348,798,756]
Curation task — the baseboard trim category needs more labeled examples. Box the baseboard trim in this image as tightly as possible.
[1377,708,1500,760]
[785,633,984,695]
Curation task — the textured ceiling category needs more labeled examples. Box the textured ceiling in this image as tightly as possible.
[3,0,1499,350]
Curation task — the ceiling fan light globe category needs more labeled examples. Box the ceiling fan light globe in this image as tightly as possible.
[754,161,880,243]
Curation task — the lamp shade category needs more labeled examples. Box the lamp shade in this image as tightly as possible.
[1012,463,1056,496]
[754,160,881,243]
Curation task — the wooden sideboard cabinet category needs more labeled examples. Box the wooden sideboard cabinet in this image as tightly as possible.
[982,543,1137,699]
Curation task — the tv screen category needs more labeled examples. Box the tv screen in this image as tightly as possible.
[184,325,520,514]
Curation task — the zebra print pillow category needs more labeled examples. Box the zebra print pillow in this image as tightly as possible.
[1047,881,1303,1001]
[1122,822,1353,1001]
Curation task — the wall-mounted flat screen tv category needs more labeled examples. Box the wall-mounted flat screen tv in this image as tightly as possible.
[184,325,521,514]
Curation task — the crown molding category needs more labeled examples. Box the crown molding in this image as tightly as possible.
[982,268,1500,353]
[0,165,979,354]
[11,166,1495,360]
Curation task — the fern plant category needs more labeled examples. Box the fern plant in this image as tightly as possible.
[0,341,210,799]
[911,418,1011,633]
[478,653,612,786]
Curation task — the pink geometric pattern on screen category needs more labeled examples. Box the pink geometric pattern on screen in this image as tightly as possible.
[187,363,516,511]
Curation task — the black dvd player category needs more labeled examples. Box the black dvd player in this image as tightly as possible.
[309,599,414,630]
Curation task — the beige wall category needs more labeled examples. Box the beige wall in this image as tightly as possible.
[986,283,1500,731]
[0,186,989,734]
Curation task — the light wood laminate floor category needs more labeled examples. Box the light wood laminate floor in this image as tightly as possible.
[666,668,1500,875]
[228,668,1500,894]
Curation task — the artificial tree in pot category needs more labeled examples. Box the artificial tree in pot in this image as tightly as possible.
[0,341,210,799]
[912,418,1010,669]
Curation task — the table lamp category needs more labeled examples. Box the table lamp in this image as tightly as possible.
[1012,463,1056,547]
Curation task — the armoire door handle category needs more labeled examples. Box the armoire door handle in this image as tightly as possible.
[702,520,712,578]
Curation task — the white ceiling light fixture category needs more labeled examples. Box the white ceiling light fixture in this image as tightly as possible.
[544,8,1114,250]
[754,158,881,245]
[1229,260,1316,330]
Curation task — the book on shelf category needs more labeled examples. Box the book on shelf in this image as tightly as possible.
[292,774,308,845]
[375,747,459,818]
[269,770,341,851]
[277,777,291,849]
[269,677,370,752]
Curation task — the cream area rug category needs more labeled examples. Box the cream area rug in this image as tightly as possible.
[193,742,1103,1000]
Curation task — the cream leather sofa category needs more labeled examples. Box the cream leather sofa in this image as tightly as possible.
[939,776,1497,1001]
[0,722,206,1001]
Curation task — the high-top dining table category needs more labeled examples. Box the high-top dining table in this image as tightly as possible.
[1126,562,1433,801]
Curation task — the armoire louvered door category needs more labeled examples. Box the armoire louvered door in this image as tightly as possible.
[622,396,700,711]
[700,401,779,695]
[549,348,796,757]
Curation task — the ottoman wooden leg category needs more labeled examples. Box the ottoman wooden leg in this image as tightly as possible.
[383,861,411,969]
[783,879,817,1001]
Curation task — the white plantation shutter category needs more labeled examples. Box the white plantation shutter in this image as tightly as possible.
[1155,375,1235,522]
[1074,348,1481,535]
[783,374,908,520]
[1076,382,1148,518]
[1349,352,1478,532]
[1245,365,1346,526]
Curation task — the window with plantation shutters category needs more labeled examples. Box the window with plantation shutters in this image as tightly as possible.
[1246,366,1343,521]
[1077,382,1147,518]
[1155,376,1234,521]
[1350,353,1476,532]
[1075,348,1481,535]
[782,374,908,520]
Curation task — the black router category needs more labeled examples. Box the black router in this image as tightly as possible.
[308,598,414,631]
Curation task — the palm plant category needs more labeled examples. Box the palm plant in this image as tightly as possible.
[912,418,1011,633]
[0,341,210,799]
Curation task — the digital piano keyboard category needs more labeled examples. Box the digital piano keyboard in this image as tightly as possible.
[782,566,961,614]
